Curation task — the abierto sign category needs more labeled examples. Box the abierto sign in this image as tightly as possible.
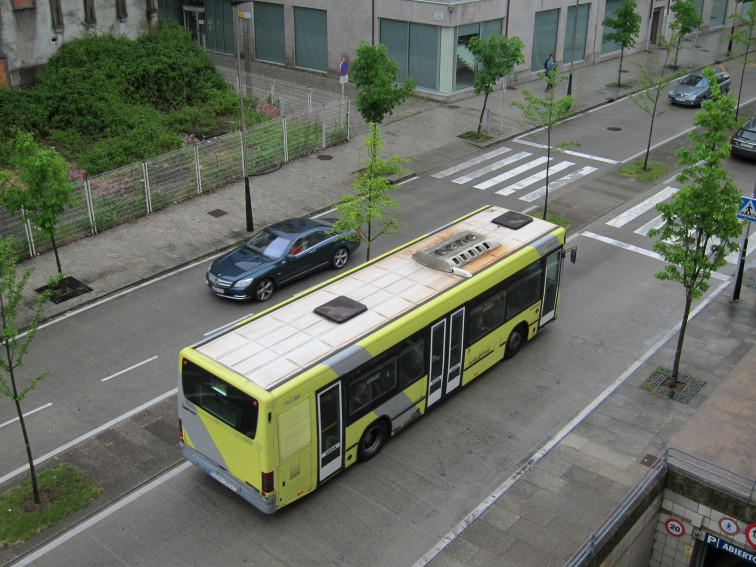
[705,533,756,565]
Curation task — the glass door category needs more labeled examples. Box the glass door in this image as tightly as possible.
[317,383,342,481]
[446,308,465,393]
[427,320,446,407]
[540,250,562,325]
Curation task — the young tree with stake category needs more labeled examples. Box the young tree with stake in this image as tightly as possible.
[602,0,642,88]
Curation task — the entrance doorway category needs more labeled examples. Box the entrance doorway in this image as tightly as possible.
[183,5,206,48]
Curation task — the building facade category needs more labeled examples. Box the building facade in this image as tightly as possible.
[1,0,746,95]
[158,0,743,101]
[0,0,158,88]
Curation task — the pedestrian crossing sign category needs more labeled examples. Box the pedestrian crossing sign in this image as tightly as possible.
[738,197,756,222]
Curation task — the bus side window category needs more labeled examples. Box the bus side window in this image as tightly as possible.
[398,343,424,387]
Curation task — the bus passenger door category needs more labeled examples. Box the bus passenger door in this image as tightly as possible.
[540,250,562,325]
[427,320,446,407]
[317,383,342,481]
[427,308,465,408]
[445,308,465,394]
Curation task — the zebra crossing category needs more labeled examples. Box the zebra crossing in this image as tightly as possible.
[431,143,607,201]
[600,185,754,266]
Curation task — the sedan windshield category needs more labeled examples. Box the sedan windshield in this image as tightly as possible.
[680,75,707,87]
[245,230,292,259]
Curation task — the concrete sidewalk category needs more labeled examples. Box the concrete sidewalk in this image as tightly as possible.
[2,27,755,567]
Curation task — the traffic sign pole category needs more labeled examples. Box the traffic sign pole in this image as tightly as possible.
[732,179,756,301]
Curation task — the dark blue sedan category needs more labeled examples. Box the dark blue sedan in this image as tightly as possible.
[207,217,360,301]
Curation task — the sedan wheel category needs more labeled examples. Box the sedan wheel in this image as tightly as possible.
[331,247,349,269]
[254,278,274,302]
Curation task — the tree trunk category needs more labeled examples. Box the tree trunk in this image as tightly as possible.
[476,92,490,139]
[617,48,624,88]
[50,232,63,275]
[673,36,682,68]
[543,126,551,221]
[670,287,694,388]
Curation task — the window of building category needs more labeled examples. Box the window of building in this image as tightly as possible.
[380,20,439,90]
[83,0,96,26]
[601,0,622,54]
[50,0,63,31]
[254,2,285,64]
[563,3,590,64]
[294,7,327,72]
[532,9,560,71]
[710,0,728,26]
[453,20,501,91]
[116,0,128,21]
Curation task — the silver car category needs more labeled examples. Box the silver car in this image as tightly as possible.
[668,70,731,107]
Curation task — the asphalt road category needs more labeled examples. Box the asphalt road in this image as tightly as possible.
[1,80,755,566]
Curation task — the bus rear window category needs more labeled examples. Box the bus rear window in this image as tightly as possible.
[182,359,259,439]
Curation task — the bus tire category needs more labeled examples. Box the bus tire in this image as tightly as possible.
[254,278,275,302]
[504,324,527,359]
[358,419,388,461]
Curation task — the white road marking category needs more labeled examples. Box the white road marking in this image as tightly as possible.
[634,215,665,236]
[606,186,679,227]
[0,388,178,486]
[452,152,531,184]
[495,161,574,196]
[101,355,159,382]
[414,276,732,567]
[0,403,52,430]
[519,166,598,202]
[514,138,619,163]
[474,157,550,190]
[432,146,513,178]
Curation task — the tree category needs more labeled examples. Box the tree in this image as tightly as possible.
[728,0,756,119]
[467,34,525,138]
[602,0,642,88]
[628,36,685,170]
[0,131,77,275]
[351,41,416,126]
[0,237,51,505]
[669,0,703,68]
[648,67,742,387]
[512,70,576,221]
[331,124,408,262]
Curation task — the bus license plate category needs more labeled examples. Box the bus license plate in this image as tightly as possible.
[210,471,240,493]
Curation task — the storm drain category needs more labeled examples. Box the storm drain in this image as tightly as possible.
[207,209,227,218]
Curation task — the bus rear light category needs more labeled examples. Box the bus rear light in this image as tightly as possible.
[178,419,184,444]
[261,471,274,494]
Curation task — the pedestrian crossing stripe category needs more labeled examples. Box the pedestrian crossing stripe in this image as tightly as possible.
[738,197,756,221]
[453,152,531,185]
[432,146,513,178]
[606,186,679,228]
[495,161,574,196]
[474,156,550,190]
[519,166,598,202]
[514,138,619,164]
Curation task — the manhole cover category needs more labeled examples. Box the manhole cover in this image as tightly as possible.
[607,126,622,131]
[639,454,658,467]
[317,154,333,160]
[207,209,227,218]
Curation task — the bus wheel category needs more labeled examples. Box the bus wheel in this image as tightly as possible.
[254,278,274,302]
[358,420,388,461]
[504,324,526,359]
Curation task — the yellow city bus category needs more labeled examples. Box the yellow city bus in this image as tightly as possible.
[178,206,570,513]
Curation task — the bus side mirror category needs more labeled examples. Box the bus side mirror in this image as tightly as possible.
[564,246,577,263]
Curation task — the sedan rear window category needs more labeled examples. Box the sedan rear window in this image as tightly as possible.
[737,129,756,142]
[245,230,292,258]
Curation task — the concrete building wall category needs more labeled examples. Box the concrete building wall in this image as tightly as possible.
[598,493,663,567]
[0,0,151,88]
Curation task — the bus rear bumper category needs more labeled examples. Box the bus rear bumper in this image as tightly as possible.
[182,445,276,514]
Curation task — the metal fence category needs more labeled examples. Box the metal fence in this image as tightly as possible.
[4,72,352,259]
[565,447,756,566]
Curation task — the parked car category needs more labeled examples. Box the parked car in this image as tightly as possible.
[730,116,756,160]
[668,69,731,106]
[207,217,360,301]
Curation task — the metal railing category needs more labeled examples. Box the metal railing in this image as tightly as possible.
[565,447,756,566]
[2,72,353,260]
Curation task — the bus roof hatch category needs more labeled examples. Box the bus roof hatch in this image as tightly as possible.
[411,231,500,273]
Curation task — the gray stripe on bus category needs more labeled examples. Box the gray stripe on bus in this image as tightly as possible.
[530,233,562,256]
[185,409,229,470]
[323,343,372,376]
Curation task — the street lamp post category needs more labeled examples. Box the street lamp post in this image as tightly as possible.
[567,0,579,96]
[230,0,254,232]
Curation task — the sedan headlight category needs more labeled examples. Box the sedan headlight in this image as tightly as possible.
[235,276,255,288]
